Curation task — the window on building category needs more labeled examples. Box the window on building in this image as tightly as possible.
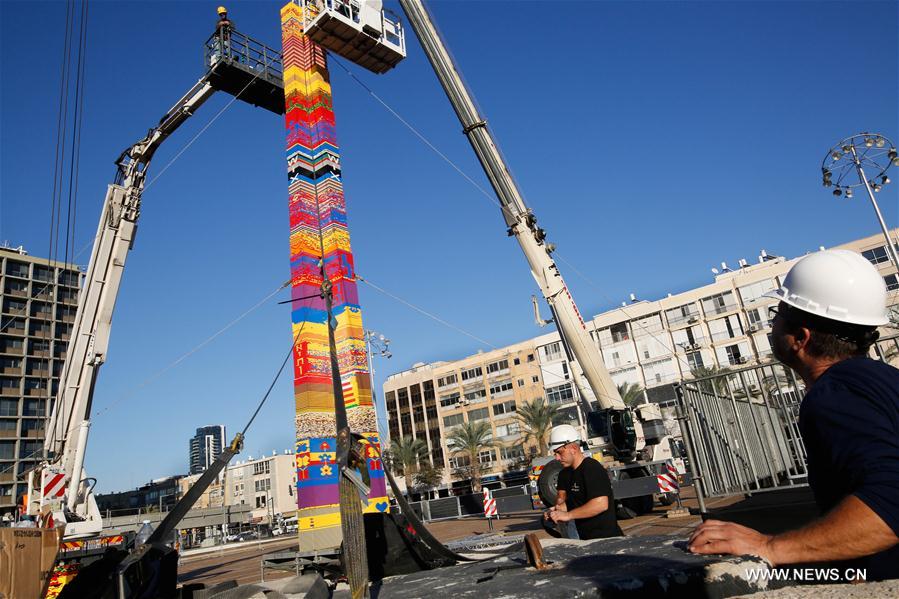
[885,274,898,291]
[501,446,525,461]
[527,354,534,362]
[461,367,483,381]
[541,342,562,362]
[492,400,517,416]
[443,414,464,428]
[862,246,890,265]
[665,303,700,326]
[610,323,630,343]
[437,373,457,387]
[426,405,438,420]
[255,496,267,508]
[686,351,704,370]
[486,359,509,374]
[532,375,539,383]
[449,455,470,469]
[0,441,14,459]
[725,345,743,366]
[439,392,460,408]
[546,383,574,405]
[489,380,513,397]
[0,400,17,416]
[702,292,736,315]
[738,279,777,304]
[495,422,519,438]
[468,407,489,422]
[477,450,495,465]
[513,357,521,366]
[464,388,487,403]
[23,399,46,417]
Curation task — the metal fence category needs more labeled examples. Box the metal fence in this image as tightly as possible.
[676,333,898,512]
[400,485,533,522]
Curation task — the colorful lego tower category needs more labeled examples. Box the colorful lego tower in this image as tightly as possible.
[281,1,388,551]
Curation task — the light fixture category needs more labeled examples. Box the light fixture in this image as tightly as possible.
[833,188,842,197]
[882,175,891,185]
[864,137,874,147]
[845,188,853,198]
[842,144,852,152]
[831,151,841,160]
[876,138,885,148]
[894,157,899,167]
[873,183,882,192]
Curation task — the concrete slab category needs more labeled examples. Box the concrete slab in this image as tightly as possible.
[372,535,779,598]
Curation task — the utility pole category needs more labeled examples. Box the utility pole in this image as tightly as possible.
[364,330,392,446]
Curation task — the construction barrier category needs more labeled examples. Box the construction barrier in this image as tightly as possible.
[397,485,532,522]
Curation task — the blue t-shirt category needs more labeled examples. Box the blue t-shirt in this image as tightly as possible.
[799,356,899,580]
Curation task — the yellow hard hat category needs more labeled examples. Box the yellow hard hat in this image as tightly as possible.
[217,6,227,15]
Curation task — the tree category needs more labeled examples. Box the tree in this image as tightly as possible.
[413,462,444,498]
[388,436,427,494]
[689,365,731,395]
[617,382,644,407]
[445,421,497,492]
[515,398,559,456]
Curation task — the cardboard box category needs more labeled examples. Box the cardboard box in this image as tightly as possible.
[0,527,62,599]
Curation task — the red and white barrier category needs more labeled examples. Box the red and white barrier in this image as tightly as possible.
[483,487,497,518]
[657,461,679,494]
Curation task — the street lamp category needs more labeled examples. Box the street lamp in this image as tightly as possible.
[364,330,392,445]
[821,132,899,270]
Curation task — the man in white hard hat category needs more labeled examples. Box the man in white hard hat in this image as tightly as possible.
[544,424,623,539]
[690,249,899,580]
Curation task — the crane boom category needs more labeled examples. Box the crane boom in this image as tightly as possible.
[398,0,625,412]
[35,78,215,536]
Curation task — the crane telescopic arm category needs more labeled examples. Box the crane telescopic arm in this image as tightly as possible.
[36,77,215,534]
[397,0,625,412]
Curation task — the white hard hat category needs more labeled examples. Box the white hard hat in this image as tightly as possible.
[548,424,581,451]
[764,249,888,326]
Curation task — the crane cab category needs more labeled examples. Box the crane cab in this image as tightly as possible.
[297,0,406,73]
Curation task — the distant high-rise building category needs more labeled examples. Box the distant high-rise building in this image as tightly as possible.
[189,425,226,475]
[0,245,82,517]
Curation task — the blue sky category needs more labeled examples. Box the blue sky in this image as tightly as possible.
[1,1,897,493]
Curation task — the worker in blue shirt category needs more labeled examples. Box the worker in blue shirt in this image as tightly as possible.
[689,249,899,581]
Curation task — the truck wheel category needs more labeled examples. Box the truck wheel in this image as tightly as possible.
[618,469,654,516]
[536,460,563,507]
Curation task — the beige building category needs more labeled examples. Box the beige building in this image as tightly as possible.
[383,230,899,490]
[0,246,81,515]
[223,451,297,523]
[384,340,547,491]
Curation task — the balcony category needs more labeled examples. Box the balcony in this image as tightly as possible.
[707,302,740,316]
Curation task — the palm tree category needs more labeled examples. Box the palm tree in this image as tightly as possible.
[388,436,427,494]
[515,398,558,456]
[445,421,497,492]
[617,382,644,407]
[689,365,731,395]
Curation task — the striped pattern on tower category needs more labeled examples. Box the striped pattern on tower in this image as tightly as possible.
[281,1,388,551]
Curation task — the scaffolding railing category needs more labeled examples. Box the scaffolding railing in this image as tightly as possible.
[676,333,898,512]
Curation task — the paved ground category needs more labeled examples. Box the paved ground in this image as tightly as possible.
[178,487,745,589]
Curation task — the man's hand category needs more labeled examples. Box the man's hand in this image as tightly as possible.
[688,519,774,563]
[544,506,564,521]
[549,509,572,523]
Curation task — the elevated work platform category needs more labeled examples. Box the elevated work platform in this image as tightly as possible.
[204,29,285,115]
[298,0,406,74]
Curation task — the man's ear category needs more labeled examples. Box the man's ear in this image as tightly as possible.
[794,326,813,351]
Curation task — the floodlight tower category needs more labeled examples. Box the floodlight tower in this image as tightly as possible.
[821,132,899,270]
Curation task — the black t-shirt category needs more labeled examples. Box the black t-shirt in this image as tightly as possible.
[799,357,899,581]
[556,456,623,540]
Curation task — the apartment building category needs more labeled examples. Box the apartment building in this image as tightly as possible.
[384,231,899,490]
[384,339,547,491]
[189,424,226,475]
[224,451,297,523]
[0,246,82,515]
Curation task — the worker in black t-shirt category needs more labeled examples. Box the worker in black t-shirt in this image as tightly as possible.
[689,250,899,581]
[544,424,623,540]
